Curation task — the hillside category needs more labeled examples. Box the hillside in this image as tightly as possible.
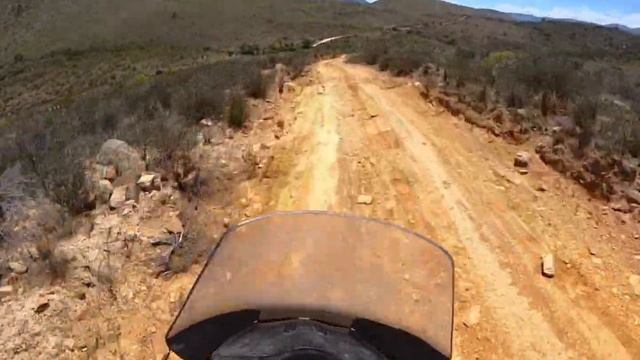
[0,0,404,64]
[606,24,640,36]
[1,1,640,359]
[3,0,639,66]
[373,0,513,21]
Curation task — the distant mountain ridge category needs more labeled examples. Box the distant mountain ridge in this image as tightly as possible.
[507,14,640,36]
[605,23,640,36]
[2,0,639,64]
[345,0,640,36]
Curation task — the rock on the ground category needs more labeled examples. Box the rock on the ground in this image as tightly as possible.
[8,261,28,274]
[94,164,117,181]
[164,213,183,234]
[357,194,373,205]
[514,151,531,168]
[535,136,554,154]
[199,118,214,127]
[617,159,637,182]
[137,173,160,192]
[0,285,13,297]
[541,254,555,278]
[463,305,481,327]
[536,184,548,192]
[223,217,231,228]
[125,183,140,203]
[34,301,50,314]
[252,143,270,153]
[630,274,640,296]
[179,170,199,190]
[624,188,640,205]
[610,198,631,213]
[96,179,114,204]
[109,185,128,209]
[96,139,145,183]
[283,82,299,94]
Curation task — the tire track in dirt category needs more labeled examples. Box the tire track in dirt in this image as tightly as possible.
[352,65,634,359]
[274,68,340,211]
[357,81,572,359]
[259,58,639,359]
[325,62,516,358]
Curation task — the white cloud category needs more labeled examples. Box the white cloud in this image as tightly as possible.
[494,3,640,28]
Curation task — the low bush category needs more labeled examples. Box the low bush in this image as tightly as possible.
[38,237,69,276]
[349,32,639,164]
[379,53,423,76]
[239,43,260,55]
[2,51,315,212]
[226,88,247,128]
[360,41,388,65]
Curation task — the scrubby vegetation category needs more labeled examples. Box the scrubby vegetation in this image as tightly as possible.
[349,28,640,166]
[226,88,248,129]
[344,20,640,202]
[2,0,640,212]
[0,50,315,213]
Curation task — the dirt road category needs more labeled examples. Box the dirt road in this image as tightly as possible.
[239,58,640,359]
[5,58,640,360]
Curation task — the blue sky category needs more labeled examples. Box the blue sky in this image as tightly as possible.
[369,0,640,27]
[449,0,640,27]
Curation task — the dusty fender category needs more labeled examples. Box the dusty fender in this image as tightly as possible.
[166,211,454,359]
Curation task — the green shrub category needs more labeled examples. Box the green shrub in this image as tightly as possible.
[573,97,598,129]
[380,54,423,76]
[226,89,247,128]
[239,43,260,55]
[515,56,575,98]
[244,67,268,99]
[35,236,70,282]
[361,41,388,65]
[482,51,517,70]
[572,97,598,150]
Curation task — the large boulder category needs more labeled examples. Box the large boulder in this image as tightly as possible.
[96,139,145,184]
[93,164,117,181]
[8,261,28,274]
[95,179,114,204]
[109,185,128,209]
[137,173,161,192]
